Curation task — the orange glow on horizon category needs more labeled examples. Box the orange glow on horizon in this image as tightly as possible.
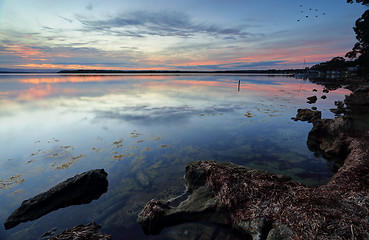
[16,63,172,71]
[5,42,349,71]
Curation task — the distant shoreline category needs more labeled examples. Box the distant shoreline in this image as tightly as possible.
[57,69,301,74]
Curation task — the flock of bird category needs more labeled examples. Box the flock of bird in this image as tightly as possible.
[297,4,326,22]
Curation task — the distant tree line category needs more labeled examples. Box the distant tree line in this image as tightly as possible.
[345,0,369,76]
[58,69,302,74]
[310,56,357,73]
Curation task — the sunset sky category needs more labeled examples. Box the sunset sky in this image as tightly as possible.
[0,0,367,71]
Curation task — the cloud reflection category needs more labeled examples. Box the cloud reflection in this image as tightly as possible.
[95,105,238,125]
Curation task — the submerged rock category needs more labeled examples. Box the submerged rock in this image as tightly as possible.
[49,222,111,240]
[136,171,150,187]
[4,169,108,230]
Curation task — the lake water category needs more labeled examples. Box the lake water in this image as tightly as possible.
[0,73,350,239]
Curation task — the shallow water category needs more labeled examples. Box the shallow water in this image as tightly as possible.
[0,73,350,239]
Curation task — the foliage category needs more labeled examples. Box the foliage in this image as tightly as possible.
[346,0,369,76]
[346,0,369,5]
[311,57,356,72]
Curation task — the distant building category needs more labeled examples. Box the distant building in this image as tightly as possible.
[347,66,359,72]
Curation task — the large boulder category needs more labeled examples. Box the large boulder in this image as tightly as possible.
[138,159,369,239]
[4,169,108,230]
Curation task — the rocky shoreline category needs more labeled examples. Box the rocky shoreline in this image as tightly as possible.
[138,83,369,239]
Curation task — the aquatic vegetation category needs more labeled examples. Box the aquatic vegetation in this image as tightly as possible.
[60,146,74,150]
[112,139,123,148]
[47,138,60,143]
[0,175,25,190]
[244,111,253,118]
[112,153,134,161]
[92,147,103,152]
[29,149,43,157]
[13,189,23,195]
[141,147,152,152]
[130,130,140,138]
[52,154,87,170]
[131,155,147,172]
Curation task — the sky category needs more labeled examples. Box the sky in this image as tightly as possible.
[0,0,367,71]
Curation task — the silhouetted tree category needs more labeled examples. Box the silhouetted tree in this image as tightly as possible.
[311,56,355,72]
[346,1,369,75]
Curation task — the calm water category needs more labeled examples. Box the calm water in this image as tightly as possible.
[0,74,350,239]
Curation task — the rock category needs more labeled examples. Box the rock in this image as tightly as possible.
[311,107,317,110]
[354,85,369,93]
[323,89,329,93]
[4,169,108,230]
[49,222,111,240]
[139,161,298,239]
[307,96,317,104]
[313,89,318,92]
[40,227,57,240]
[136,171,150,186]
[292,109,351,159]
[321,95,327,99]
[291,109,321,123]
[266,221,294,240]
[138,159,369,239]
[307,117,352,157]
[330,108,346,115]
[345,88,369,106]
[138,181,226,235]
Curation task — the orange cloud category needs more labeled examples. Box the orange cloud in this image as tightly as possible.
[232,47,347,66]
[4,44,47,60]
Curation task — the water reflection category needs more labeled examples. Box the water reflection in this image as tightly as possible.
[0,74,351,239]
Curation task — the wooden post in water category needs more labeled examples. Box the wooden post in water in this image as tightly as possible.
[238,80,241,91]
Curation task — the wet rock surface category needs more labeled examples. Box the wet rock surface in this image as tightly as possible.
[291,108,321,123]
[139,156,369,239]
[307,95,317,104]
[49,222,112,240]
[4,169,108,230]
[307,117,352,158]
